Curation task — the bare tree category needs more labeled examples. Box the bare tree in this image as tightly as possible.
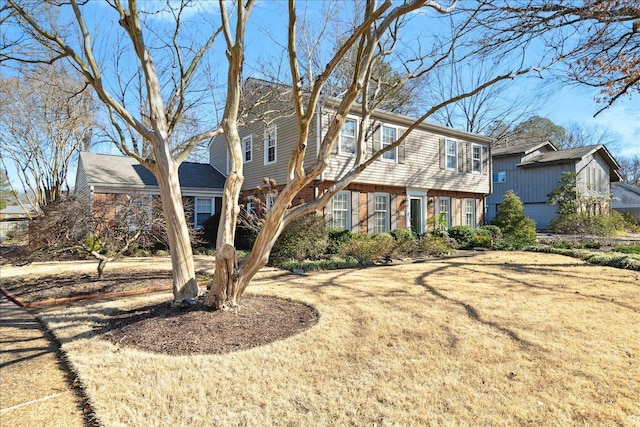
[204,0,539,310]
[476,0,640,116]
[618,155,640,186]
[5,0,224,302]
[29,192,169,278]
[0,64,94,216]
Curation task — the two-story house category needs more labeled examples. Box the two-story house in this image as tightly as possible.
[209,96,493,235]
[486,142,621,230]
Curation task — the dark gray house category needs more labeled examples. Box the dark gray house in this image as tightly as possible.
[486,142,621,230]
[75,152,227,228]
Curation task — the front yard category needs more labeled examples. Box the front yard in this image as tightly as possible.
[14,251,639,425]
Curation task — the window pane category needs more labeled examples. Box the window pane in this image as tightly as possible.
[373,195,388,233]
[472,145,481,172]
[332,192,349,229]
[340,119,357,155]
[446,141,457,170]
[196,198,213,227]
[382,126,397,160]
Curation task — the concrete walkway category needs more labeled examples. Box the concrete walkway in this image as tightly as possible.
[0,296,87,427]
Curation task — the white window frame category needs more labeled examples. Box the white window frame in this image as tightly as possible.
[446,139,457,171]
[471,143,482,174]
[373,193,389,234]
[332,191,350,230]
[381,125,398,162]
[195,197,214,229]
[339,117,357,156]
[438,197,451,230]
[265,193,277,211]
[264,126,277,165]
[242,135,253,163]
[464,199,476,228]
[124,194,153,231]
[493,171,506,183]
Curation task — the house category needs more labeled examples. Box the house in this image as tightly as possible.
[486,142,621,230]
[209,95,493,235]
[75,152,227,228]
[612,182,640,220]
[0,204,37,220]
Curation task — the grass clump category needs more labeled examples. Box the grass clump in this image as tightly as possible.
[613,244,640,255]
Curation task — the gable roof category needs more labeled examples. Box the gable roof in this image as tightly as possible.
[614,182,640,196]
[517,144,622,181]
[492,141,556,157]
[79,152,226,190]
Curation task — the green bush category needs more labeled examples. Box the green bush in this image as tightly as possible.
[493,236,536,251]
[327,228,353,254]
[479,225,502,239]
[270,213,328,262]
[613,244,640,254]
[414,236,451,256]
[491,191,537,245]
[274,255,370,272]
[467,234,492,249]
[447,226,475,247]
[550,212,625,236]
[340,233,395,262]
[389,228,415,241]
[584,241,602,249]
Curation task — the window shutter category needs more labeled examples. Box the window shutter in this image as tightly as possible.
[482,145,489,175]
[367,193,374,234]
[466,143,472,172]
[398,142,405,164]
[214,197,223,215]
[390,194,397,230]
[458,143,465,172]
[439,138,445,169]
[451,197,457,227]
[351,191,360,233]
[373,138,381,155]
[324,195,333,224]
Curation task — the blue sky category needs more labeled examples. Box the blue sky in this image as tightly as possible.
[2,0,639,196]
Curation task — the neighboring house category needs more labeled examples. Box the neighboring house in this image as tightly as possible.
[0,205,37,220]
[612,182,640,220]
[486,142,621,230]
[209,95,492,234]
[75,152,227,229]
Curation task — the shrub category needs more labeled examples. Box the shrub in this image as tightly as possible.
[327,228,353,254]
[491,191,537,245]
[466,234,492,249]
[613,244,640,254]
[550,212,625,236]
[414,236,451,256]
[479,225,502,239]
[201,214,221,248]
[389,228,415,241]
[431,228,448,239]
[447,226,475,247]
[340,233,395,262]
[270,213,328,262]
[493,236,535,251]
[584,241,602,249]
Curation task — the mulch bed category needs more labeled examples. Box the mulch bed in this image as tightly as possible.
[2,270,319,355]
[101,296,319,356]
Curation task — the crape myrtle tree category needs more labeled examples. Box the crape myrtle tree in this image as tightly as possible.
[203,0,544,310]
[4,0,225,302]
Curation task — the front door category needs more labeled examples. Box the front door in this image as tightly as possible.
[410,197,423,234]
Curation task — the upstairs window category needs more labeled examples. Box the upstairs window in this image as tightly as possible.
[493,171,506,183]
[339,118,357,156]
[446,140,457,170]
[472,144,482,173]
[382,126,397,161]
[264,126,277,164]
[242,135,253,163]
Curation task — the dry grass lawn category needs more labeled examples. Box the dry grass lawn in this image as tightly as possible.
[37,251,639,426]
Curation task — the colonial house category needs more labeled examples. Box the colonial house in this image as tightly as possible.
[612,182,640,220]
[75,152,227,229]
[486,142,621,230]
[209,96,493,235]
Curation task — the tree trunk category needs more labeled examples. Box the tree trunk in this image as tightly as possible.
[156,158,199,303]
[97,258,107,279]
